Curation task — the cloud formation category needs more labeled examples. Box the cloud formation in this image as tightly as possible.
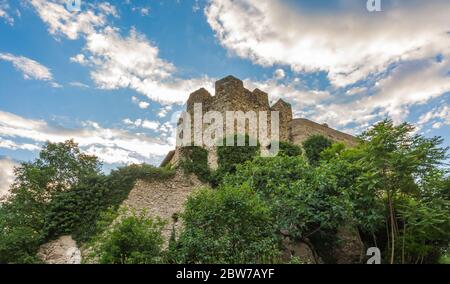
[29,0,215,104]
[0,0,15,25]
[0,52,53,81]
[206,0,450,87]
[0,110,173,165]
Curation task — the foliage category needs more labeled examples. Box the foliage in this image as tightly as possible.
[0,140,100,263]
[0,140,174,263]
[213,135,259,186]
[224,156,352,240]
[179,146,211,182]
[1,119,449,264]
[44,164,175,243]
[323,120,450,263]
[93,210,166,264]
[277,141,303,157]
[320,142,346,162]
[302,135,333,166]
[173,186,281,264]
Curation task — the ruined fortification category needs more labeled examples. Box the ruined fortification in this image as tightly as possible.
[162,75,357,168]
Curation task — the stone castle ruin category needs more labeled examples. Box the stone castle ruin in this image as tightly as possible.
[161,75,358,168]
[38,75,363,264]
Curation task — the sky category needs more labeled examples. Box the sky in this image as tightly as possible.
[0,0,449,196]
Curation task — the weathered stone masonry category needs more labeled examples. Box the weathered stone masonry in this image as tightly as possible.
[163,75,358,168]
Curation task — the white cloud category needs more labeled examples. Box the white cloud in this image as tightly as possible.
[132,6,150,16]
[98,2,118,18]
[346,87,367,97]
[192,0,200,13]
[131,96,150,109]
[30,0,215,105]
[70,54,88,65]
[0,137,40,151]
[0,111,173,165]
[69,81,89,88]
[28,0,111,40]
[83,26,215,104]
[0,157,18,199]
[274,69,285,80]
[141,120,159,130]
[418,104,450,130]
[157,105,172,118]
[310,56,450,128]
[0,1,14,25]
[138,101,150,109]
[0,52,53,81]
[123,118,159,131]
[205,0,450,87]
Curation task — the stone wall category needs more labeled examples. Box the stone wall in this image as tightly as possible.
[163,75,358,167]
[120,170,207,245]
[37,236,82,264]
[289,118,358,147]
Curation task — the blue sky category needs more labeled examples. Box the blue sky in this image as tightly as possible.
[0,0,449,194]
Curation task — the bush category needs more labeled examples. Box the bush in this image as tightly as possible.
[94,210,166,264]
[44,164,175,243]
[277,141,302,157]
[179,146,211,182]
[173,186,281,264]
[213,135,259,186]
[302,135,333,166]
[224,155,352,240]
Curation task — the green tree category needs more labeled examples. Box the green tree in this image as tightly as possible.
[174,186,280,264]
[44,164,175,243]
[323,120,449,263]
[302,135,333,166]
[224,156,352,241]
[94,210,166,264]
[277,141,302,157]
[0,140,101,263]
[213,135,259,186]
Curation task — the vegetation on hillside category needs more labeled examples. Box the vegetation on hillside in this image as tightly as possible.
[0,140,174,263]
[0,120,448,264]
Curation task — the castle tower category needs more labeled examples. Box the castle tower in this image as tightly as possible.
[270,99,293,141]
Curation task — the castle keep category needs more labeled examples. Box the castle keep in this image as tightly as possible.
[161,75,357,168]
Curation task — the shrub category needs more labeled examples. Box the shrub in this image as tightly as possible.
[179,146,211,182]
[224,155,352,240]
[94,211,166,264]
[44,164,175,243]
[173,186,281,264]
[277,141,302,157]
[302,135,333,166]
[213,135,259,186]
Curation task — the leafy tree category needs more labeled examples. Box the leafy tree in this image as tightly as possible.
[277,141,302,157]
[224,156,352,241]
[302,135,333,166]
[0,140,100,263]
[357,120,448,263]
[322,120,449,263]
[213,135,259,186]
[320,143,346,162]
[93,210,166,264]
[174,186,280,264]
[44,164,175,243]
